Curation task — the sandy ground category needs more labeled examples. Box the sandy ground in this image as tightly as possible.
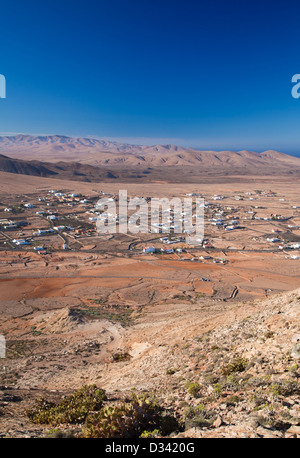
[0,249,299,311]
[0,170,299,195]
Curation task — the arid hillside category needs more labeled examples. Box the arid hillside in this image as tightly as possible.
[1,285,300,438]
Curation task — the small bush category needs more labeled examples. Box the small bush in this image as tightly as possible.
[185,382,202,398]
[222,374,244,392]
[112,352,131,362]
[83,393,179,438]
[269,380,300,397]
[221,357,248,376]
[183,405,216,429]
[140,429,161,438]
[202,374,219,385]
[225,395,241,406]
[166,368,177,375]
[264,331,275,339]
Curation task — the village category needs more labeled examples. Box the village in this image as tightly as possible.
[0,184,300,281]
[0,187,299,266]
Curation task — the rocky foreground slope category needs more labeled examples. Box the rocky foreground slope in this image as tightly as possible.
[1,288,300,438]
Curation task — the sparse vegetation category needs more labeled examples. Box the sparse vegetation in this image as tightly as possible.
[83,393,179,438]
[140,429,161,438]
[26,385,107,425]
[78,305,133,326]
[185,381,202,398]
[25,386,180,438]
[166,368,177,375]
[269,380,300,397]
[112,352,131,362]
[264,331,275,339]
[183,404,216,429]
[221,357,248,376]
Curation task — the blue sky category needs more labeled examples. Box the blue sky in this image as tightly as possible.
[1,0,300,155]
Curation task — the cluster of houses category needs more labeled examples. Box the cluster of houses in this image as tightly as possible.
[139,188,300,258]
[142,244,228,267]
[143,246,183,254]
[279,242,300,250]
[47,190,87,203]
[12,238,31,246]
[0,189,91,252]
[0,219,28,230]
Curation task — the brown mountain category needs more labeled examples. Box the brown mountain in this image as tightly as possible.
[0,153,57,177]
[0,153,119,182]
[0,135,300,181]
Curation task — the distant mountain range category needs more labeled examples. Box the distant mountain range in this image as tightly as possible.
[0,134,299,182]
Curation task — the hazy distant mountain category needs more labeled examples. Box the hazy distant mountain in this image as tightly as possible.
[0,134,300,179]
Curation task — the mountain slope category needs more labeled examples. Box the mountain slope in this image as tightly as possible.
[0,153,57,177]
[1,284,300,438]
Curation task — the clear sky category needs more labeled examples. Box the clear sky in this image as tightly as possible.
[1,0,300,155]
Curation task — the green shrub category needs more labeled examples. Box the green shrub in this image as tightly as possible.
[83,393,179,438]
[225,395,241,406]
[213,383,223,396]
[140,429,161,438]
[112,352,131,362]
[264,331,274,339]
[221,357,248,376]
[26,385,107,425]
[183,405,216,429]
[269,380,300,397]
[185,382,202,398]
[166,368,177,375]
